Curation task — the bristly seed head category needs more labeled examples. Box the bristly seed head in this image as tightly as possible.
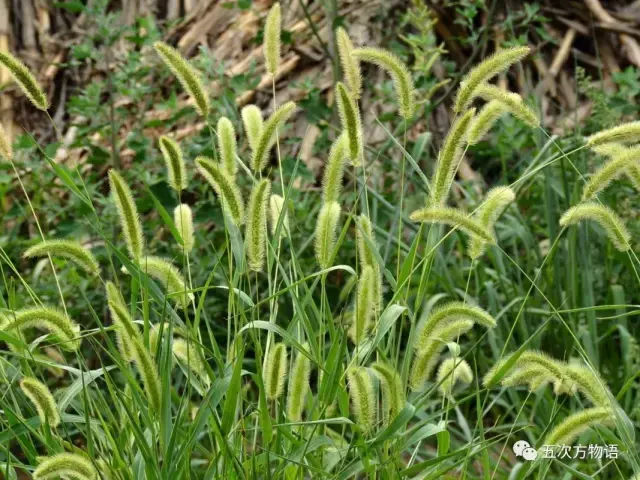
[353,47,416,119]
[264,2,282,76]
[159,136,188,192]
[154,41,210,117]
[314,202,341,270]
[196,156,245,226]
[174,204,195,254]
[108,169,145,261]
[560,202,631,251]
[0,50,49,110]
[336,28,362,99]
[246,179,271,272]
[20,376,61,427]
[264,342,287,400]
[217,117,238,177]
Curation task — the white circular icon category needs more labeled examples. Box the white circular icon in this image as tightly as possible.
[522,447,538,461]
[513,440,530,457]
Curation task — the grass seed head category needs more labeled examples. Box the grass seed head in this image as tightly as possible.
[24,239,100,275]
[0,50,49,110]
[353,47,416,119]
[264,342,288,400]
[4,307,80,351]
[454,45,530,112]
[174,204,195,254]
[436,358,474,396]
[347,367,376,434]
[264,2,281,76]
[246,179,271,272]
[159,136,187,192]
[336,28,362,99]
[409,206,495,243]
[33,453,97,480]
[560,202,631,251]
[0,123,12,160]
[287,343,311,421]
[154,41,210,117]
[196,156,245,226]
[109,169,145,261]
[428,109,476,206]
[251,101,296,172]
[336,82,364,166]
[217,117,238,177]
[314,201,341,270]
[241,105,264,153]
[20,377,61,427]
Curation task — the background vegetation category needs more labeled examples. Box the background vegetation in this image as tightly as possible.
[1,0,640,478]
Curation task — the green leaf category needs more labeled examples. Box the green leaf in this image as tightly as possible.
[370,403,415,445]
[221,346,244,435]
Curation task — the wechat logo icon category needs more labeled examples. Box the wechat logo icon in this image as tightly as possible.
[513,440,538,461]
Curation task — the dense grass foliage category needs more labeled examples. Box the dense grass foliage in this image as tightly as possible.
[1,3,640,479]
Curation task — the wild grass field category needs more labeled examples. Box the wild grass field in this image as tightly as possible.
[1,0,640,479]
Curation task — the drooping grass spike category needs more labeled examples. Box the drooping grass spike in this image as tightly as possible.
[269,194,289,238]
[560,202,631,251]
[349,266,375,345]
[246,179,271,271]
[159,136,187,192]
[0,122,12,160]
[410,300,496,391]
[581,146,640,200]
[106,281,140,360]
[242,105,263,153]
[4,307,80,351]
[264,2,281,76]
[473,84,539,127]
[353,47,416,119]
[414,301,496,354]
[484,350,612,407]
[436,358,474,396]
[347,367,376,434]
[468,186,516,259]
[33,453,98,480]
[174,204,195,254]
[196,156,245,225]
[217,117,238,177]
[0,50,49,110]
[108,169,144,261]
[251,101,296,172]
[264,342,287,400]
[24,240,100,274]
[172,338,210,386]
[314,201,341,269]
[371,362,405,425]
[138,256,194,308]
[322,133,348,204]
[20,377,61,427]
[409,206,495,243]
[454,45,530,112]
[428,109,476,206]
[336,82,364,166]
[586,120,640,147]
[154,41,210,117]
[591,143,640,192]
[287,343,311,421]
[467,100,509,145]
[410,318,475,391]
[336,27,362,99]
[542,407,614,448]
